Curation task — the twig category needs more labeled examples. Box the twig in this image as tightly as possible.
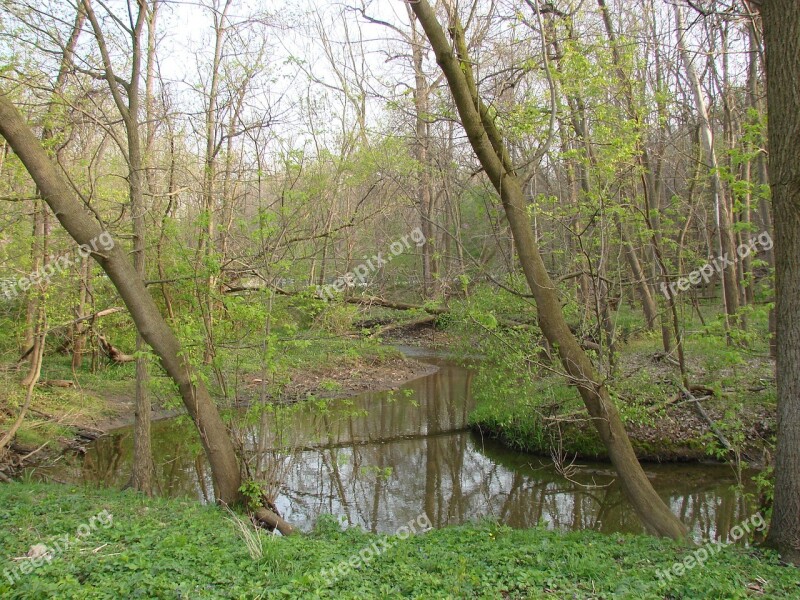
[0,328,45,452]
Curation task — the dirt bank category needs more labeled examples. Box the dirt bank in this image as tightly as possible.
[61,354,438,434]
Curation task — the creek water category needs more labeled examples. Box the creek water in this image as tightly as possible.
[39,347,756,540]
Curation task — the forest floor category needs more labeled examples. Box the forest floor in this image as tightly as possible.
[1,482,797,599]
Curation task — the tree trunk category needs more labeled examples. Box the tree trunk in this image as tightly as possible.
[409,0,687,539]
[675,5,740,331]
[409,11,436,299]
[83,0,154,496]
[0,95,243,506]
[199,0,233,366]
[748,19,777,357]
[618,221,658,330]
[761,0,800,566]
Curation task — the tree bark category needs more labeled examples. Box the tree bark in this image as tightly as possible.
[760,0,800,566]
[409,0,687,539]
[0,95,243,506]
[675,5,740,331]
[618,222,658,330]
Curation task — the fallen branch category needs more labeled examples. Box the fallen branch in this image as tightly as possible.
[679,385,734,454]
[228,284,450,316]
[16,307,126,363]
[341,294,448,315]
[39,379,75,388]
[96,333,135,363]
[18,441,49,463]
[647,393,711,414]
[61,307,126,330]
[368,314,437,337]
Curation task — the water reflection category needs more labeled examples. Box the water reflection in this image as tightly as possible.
[38,355,755,541]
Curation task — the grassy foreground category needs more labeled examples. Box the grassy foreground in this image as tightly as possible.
[0,483,797,599]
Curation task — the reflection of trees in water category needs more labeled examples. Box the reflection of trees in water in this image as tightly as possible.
[56,419,209,501]
[278,433,752,538]
[51,364,751,540]
[670,486,752,542]
[80,432,126,487]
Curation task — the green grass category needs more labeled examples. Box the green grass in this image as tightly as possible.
[0,482,796,599]
[0,371,114,452]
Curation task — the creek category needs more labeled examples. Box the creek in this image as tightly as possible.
[39,347,756,540]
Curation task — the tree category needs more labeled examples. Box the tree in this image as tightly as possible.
[675,4,740,333]
[758,0,800,566]
[408,0,687,539]
[0,93,242,505]
[81,0,154,494]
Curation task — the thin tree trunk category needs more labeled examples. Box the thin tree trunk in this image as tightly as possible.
[71,257,90,370]
[409,10,435,298]
[83,0,154,496]
[0,321,45,453]
[748,20,776,357]
[199,0,233,366]
[675,5,740,331]
[618,221,658,329]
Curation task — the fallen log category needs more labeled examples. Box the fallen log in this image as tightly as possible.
[368,315,438,337]
[97,333,135,363]
[341,294,448,315]
[230,284,451,316]
[39,379,75,388]
[253,506,295,536]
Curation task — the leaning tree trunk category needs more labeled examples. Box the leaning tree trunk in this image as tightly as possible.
[761,0,800,566]
[0,95,242,506]
[409,0,687,539]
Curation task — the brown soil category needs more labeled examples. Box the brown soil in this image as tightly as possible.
[90,354,438,433]
[619,345,776,464]
[626,400,775,464]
